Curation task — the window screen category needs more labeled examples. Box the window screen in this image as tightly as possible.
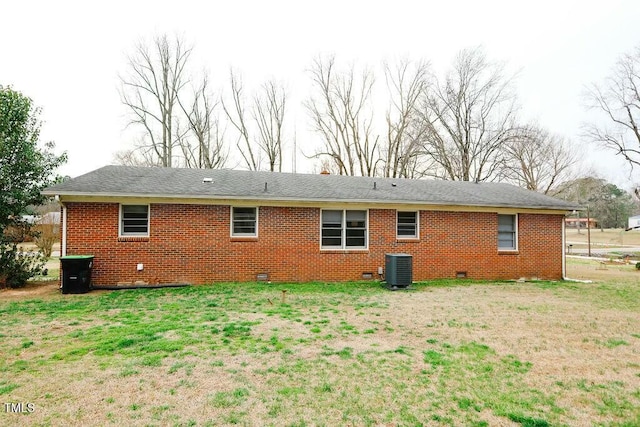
[321,210,343,248]
[121,205,149,236]
[232,207,257,236]
[498,214,516,250]
[397,211,418,238]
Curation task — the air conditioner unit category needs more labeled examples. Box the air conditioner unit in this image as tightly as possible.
[385,253,412,289]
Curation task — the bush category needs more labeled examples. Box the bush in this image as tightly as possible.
[0,244,45,288]
[636,262,640,270]
[33,222,59,258]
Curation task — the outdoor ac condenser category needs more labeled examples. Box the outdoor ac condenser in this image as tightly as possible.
[385,253,412,289]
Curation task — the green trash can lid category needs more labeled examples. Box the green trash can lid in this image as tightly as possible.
[60,255,94,259]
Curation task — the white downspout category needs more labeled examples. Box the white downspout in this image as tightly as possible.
[61,202,67,257]
[562,214,566,279]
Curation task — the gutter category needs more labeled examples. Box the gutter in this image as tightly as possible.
[42,191,579,213]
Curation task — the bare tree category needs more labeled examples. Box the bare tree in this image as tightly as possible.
[382,58,432,178]
[33,211,59,259]
[223,70,259,170]
[178,76,227,169]
[119,34,192,167]
[305,55,379,176]
[502,125,578,194]
[253,80,286,172]
[419,47,519,182]
[113,147,161,166]
[584,45,640,172]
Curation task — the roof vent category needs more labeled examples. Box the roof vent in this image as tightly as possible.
[203,178,213,183]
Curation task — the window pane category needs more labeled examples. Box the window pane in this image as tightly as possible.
[498,214,515,231]
[397,211,417,237]
[233,207,257,235]
[346,210,365,228]
[497,215,516,249]
[346,211,366,247]
[345,210,365,221]
[322,235,342,247]
[322,210,343,247]
[234,207,256,219]
[398,225,416,236]
[346,228,365,247]
[498,233,514,247]
[125,226,148,233]
[122,205,149,235]
[323,210,342,224]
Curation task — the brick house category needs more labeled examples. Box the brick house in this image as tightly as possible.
[42,166,578,284]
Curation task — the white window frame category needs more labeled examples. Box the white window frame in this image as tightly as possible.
[119,204,150,237]
[320,209,368,250]
[231,206,259,237]
[396,210,419,239]
[497,213,518,251]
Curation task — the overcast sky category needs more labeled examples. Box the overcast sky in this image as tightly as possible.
[3,0,640,189]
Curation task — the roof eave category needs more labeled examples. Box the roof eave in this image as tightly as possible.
[44,190,580,212]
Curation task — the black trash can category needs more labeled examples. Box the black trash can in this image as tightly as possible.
[60,255,94,294]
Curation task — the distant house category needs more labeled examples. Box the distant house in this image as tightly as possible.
[37,211,61,225]
[42,166,579,285]
[565,217,598,229]
[628,215,640,231]
[35,211,61,236]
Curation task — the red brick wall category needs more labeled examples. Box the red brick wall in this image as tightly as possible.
[64,203,564,284]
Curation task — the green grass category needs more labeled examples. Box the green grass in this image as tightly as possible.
[0,381,20,395]
[1,279,639,425]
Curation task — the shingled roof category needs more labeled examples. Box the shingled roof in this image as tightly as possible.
[43,165,579,211]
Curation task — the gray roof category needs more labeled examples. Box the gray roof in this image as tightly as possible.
[43,165,579,211]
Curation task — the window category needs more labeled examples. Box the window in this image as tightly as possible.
[232,207,258,237]
[345,210,366,247]
[120,205,149,236]
[397,211,418,238]
[321,210,367,249]
[498,214,517,250]
[321,210,342,247]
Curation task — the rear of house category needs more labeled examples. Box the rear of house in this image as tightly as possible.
[43,166,578,285]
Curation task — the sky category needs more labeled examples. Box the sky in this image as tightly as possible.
[2,0,640,190]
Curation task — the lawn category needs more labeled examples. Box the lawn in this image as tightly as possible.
[566,228,640,248]
[1,261,639,426]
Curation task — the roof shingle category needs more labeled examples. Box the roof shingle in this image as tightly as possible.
[43,165,579,211]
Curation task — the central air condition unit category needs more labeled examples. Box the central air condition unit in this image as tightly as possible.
[385,253,412,289]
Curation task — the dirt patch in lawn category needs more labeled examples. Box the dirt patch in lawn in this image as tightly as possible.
[1,268,639,425]
[0,281,60,300]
